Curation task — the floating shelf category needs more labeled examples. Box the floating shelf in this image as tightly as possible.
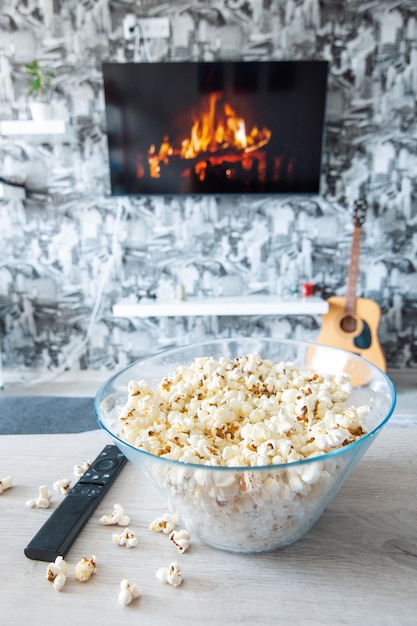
[0,182,25,200]
[113,295,329,318]
[0,120,66,135]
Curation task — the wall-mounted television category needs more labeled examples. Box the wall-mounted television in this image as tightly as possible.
[102,60,328,196]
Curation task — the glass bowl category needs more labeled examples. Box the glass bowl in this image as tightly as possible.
[94,338,396,553]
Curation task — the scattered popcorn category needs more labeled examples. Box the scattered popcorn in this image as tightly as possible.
[26,485,53,509]
[74,556,97,582]
[73,460,91,477]
[112,528,138,548]
[169,529,191,553]
[0,476,13,494]
[53,478,72,495]
[46,556,68,591]
[149,512,179,534]
[156,562,183,587]
[100,503,130,526]
[118,579,141,606]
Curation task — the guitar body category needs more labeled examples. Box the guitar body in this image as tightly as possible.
[317,296,386,371]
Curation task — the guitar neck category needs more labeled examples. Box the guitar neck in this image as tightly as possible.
[345,225,362,316]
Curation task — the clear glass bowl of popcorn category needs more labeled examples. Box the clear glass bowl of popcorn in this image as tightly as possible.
[94,338,396,553]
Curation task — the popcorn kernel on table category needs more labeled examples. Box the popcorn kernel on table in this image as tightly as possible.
[99,503,130,526]
[118,579,141,606]
[169,529,191,553]
[53,478,72,495]
[26,484,53,509]
[73,460,91,477]
[74,555,97,582]
[0,476,13,494]
[112,528,138,548]
[156,562,183,587]
[46,556,68,591]
[149,512,179,534]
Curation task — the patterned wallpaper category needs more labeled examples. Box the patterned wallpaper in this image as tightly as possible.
[0,0,416,381]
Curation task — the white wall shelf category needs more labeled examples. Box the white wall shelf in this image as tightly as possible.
[113,295,329,318]
[0,182,25,200]
[0,120,66,135]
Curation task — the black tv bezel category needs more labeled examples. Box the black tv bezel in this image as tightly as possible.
[102,60,329,198]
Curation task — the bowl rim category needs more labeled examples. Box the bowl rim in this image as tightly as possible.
[94,337,397,472]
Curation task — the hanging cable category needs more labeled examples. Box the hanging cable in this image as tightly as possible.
[4,198,127,388]
[133,19,153,62]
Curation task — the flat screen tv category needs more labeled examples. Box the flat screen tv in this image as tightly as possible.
[102,60,328,196]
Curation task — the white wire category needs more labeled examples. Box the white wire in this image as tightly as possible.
[142,33,153,62]
[133,20,153,62]
[84,198,124,345]
[3,198,127,388]
[133,22,141,61]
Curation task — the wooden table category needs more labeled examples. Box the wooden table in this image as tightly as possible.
[1,426,416,625]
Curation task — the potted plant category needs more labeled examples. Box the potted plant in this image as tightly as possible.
[24,59,55,121]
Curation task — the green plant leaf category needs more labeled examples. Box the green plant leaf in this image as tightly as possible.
[24,60,55,99]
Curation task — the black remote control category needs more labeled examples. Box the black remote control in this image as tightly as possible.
[24,444,128,562]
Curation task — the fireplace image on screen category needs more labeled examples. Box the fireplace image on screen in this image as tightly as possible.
[103,61,328,196]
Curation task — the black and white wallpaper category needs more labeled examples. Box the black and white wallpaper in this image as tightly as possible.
[0,0,416,379]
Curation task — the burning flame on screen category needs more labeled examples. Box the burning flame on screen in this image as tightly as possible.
[143,93,272,180]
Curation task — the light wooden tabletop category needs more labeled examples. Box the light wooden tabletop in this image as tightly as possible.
[1,426,416,626]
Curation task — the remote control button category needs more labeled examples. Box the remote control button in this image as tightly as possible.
[70,483,104,496]
[83,485,103,497]
[94,458,118,471]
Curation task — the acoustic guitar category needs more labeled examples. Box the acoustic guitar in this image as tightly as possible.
[316,199,386,372]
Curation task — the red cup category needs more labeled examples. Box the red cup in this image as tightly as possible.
[301,282,314,297]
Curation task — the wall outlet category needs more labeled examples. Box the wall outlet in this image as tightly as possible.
[137,17,170,39]
[123,14,138,40]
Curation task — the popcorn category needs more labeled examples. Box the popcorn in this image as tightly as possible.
[118,579,141,606]
[156,562,183,587]
[119,354,370,467]
[0,476,13,494]
[117,354,372,552]
[46,556,68,591]
[26,485,53,509]
[169,529,191,553]
[74,556,97,582]
[99,503,130,526]
[112,528,138,548]
[53,478,72,495]
[149,512,179,534]
[73,460,91,477]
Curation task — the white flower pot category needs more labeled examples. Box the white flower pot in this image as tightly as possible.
[29,102,52,121]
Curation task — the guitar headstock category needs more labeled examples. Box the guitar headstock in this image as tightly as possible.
[353,199,367,227]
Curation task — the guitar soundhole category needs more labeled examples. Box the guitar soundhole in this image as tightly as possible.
[340,315,357,333]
